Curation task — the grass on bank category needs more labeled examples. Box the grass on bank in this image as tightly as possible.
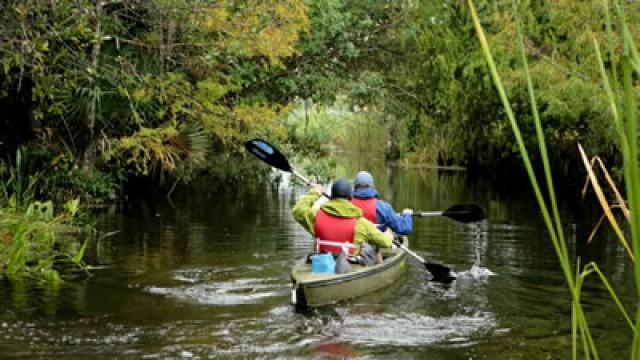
[468,0,639,358]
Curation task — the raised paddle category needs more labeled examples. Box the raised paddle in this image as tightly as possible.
[245,138,313,184]
[244,138,467,282]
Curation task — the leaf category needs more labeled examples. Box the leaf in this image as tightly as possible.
[64,198,80,217]
[72,239,88,265]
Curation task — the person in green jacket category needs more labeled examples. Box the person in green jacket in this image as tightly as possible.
[291,178,393,264]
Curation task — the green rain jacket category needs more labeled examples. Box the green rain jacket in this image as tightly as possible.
[291,190,392,255]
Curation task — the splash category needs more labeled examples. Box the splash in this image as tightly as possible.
[457,263,497,279]
[459,221,497,279]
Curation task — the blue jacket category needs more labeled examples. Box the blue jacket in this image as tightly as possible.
[352,187,413,235]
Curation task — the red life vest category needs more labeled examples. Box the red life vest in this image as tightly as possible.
[352,197,377,223]
[314,209,358,255]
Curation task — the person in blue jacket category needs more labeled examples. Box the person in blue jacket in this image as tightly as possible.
[351,171,413,235]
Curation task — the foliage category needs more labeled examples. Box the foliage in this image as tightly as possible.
[287,98,386,152]
[0,145,118,205]
[1,0,638,196]
[0,199,89,283]
[0,0,308,197]
[251,0,401,104]
[383,0,640,172]
[282,98,387,182]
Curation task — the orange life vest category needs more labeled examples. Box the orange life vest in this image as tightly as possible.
[352,197,377,223]
[314,209,358,255]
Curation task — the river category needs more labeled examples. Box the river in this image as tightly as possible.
[0,165,634,359]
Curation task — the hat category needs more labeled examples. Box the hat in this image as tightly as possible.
[354,171,374,187]
[331,178,352,199]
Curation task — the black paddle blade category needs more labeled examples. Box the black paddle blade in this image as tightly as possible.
[441,203,486,223]
[244,138,292,172]
[425,262,456,283]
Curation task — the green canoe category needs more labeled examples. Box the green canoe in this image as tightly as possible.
[290,239,408,308]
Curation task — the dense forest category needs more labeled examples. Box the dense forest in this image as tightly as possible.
[0,0,639,202]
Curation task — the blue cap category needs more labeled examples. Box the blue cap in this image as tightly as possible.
[354,171,374,187]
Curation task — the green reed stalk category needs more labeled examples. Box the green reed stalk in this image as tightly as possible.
[594,1,640,357]
[466,1,568,286]
[467,0,573,283]
[582,262,635,331]
[622,53,640,358]
[512,0,568,263]
[471,0,639,356]
[619,4,640,353]
[603,0,619,95]
[467,0,619,357]
[593,40,627,163]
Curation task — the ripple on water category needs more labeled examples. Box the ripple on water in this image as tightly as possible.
[335,310,497,347]
[144,266,289,305]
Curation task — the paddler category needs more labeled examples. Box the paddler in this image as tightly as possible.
[291,178,393,267]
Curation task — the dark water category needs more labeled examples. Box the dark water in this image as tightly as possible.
[0,167,635,359]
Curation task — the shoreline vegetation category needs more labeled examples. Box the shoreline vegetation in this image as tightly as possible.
[469,0,639,357]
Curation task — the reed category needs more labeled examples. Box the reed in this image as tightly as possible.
[468,0,639,357]
[578,144,632,258]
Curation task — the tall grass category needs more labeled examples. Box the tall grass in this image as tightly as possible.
[468,0,639,358]
[0,149,41,208]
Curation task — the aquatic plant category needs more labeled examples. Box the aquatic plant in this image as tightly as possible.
[468,0,639,358]
[0,199,90,283]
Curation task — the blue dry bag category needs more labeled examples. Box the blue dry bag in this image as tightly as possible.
[311,253,336,273]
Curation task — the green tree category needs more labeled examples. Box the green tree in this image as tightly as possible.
[0,0,309,197]
[395,0,640,172]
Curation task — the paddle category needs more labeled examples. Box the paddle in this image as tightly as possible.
[244,138,463,282]
[392,239,456,283]
[413,203,485,224]
[245,138,313,184]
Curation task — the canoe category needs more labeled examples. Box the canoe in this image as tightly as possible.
[290,238,408,307]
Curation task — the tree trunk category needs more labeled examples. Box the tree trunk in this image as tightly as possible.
[385,114,401,162]
[304,99,309,137]
[82,0,102,174]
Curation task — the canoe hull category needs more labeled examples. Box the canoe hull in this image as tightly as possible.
[291,244,407,307]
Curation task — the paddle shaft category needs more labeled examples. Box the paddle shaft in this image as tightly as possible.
[413,211,443,217]
[292,169,312,186]
[291,169,331,198]
[394,240,426,264]
[412,204,486,223]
